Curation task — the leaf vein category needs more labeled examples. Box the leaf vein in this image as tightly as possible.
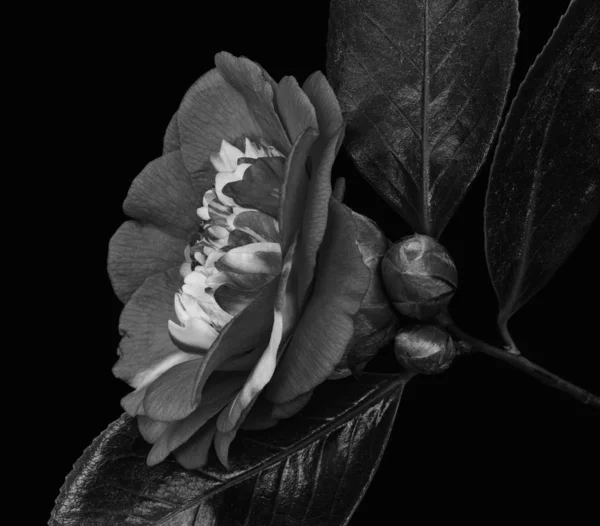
[349,48,422,141]
[362,12,420,72]
[432,0,497,76]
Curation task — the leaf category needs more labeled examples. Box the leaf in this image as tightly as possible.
[326,0,518,238]
[484,0,600,349]
[51,372,411,526]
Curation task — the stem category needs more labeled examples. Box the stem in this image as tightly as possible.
[437,312,600,409]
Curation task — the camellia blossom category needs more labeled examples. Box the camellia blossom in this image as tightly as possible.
[108,52,396,469]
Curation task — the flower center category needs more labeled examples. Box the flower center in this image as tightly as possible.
[167,138,285,353]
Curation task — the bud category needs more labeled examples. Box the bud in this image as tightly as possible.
[382,234,457,320]
[330,210,399,379]
[394,325,455,374]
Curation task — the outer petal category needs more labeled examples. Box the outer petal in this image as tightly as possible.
[143,358,203,422]
[216,236,298,434]
[294,72,345,307]
[112,268,185,384]
[138,416,170,445]
[163,112,180,154]
[278,128,319,253]
[147,372,246,466]
[302,72,344,143]
[275,76,318,144]
[295,125,345,308]
[178,52,289,174]
[173,419,217,470]
[190,278,279,404]
[266,199,370,403]
[123,151,209,239]
[108,221,185,304]
[215,52,291,154]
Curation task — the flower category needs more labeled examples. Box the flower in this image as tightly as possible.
[394,325,455,374]
[108,52,396,469]
[382,234,458,320]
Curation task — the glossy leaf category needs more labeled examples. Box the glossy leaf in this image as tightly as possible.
[326,0,518,237]
[485,0,600,348]
[51,372,411,526]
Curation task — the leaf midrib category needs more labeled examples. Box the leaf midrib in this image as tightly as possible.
[421,0,431,235]
[158,373,408,525]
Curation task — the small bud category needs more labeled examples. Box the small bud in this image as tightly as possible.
[382,234,457,320]
[329,210,398,380]
[394,325,455,374]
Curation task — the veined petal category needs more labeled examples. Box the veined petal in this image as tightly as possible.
[266,199,370,404]
[278,128,318,253]
[217,236,298,433]
[163,111,180,155]
[214,52,291,155]
[121,386,147,417]
[138,416,170,445]
[302,72,344,144]
[147,372,246,466]
[296,125,346,308]
[123,151,206,240]
[177,68,263,174]
[108,221,185,303]
[143,359,203,422]
[276,76,318,144]
[173,420,217,470]
[113,268,184,384]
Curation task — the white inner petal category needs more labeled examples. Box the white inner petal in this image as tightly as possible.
[220,242,281,274]
[168,318,219,352]
[131,351,197,389]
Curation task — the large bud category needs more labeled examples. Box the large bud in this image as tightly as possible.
[382,234,457,320]
[330,210,399,379]
[394,325,455,375]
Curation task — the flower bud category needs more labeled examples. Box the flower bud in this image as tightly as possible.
[330,210,399,379]
[394,325,455,374]
[382,234,457,320]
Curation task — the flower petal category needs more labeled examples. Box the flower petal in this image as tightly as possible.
[168,318,219,354]
[278,128,319,253]
[112,268,185,384]
[123,151,207,239]
[222,157,284,217]
[147,372,246,466]
[137,416,170,444]
[177,68,262,174]
[266,199,370,403]
[163,111,180,155]
[232,210,280,243]
[215,52,291,155]
[215,242,281,275]
[302,72,343,143]
[276,76,318,144]
[295,125,346,308]
[143,358,204,422]
[108,221,185,303]
[190,278,279,405]
[172,420,217,470]
[216,236,298,434]
[240,390,313,431]
[121,386,147,417]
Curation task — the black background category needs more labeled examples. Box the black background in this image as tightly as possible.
[47,0,599,523]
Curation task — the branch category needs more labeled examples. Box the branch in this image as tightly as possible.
[437,312,600,409]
